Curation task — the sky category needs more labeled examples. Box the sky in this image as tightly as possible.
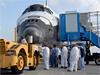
[0,0,100,41]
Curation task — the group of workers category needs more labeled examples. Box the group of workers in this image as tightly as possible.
[20,36,86,72]
[40,43,86,72]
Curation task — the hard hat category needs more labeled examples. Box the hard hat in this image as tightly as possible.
[62,43,65,45]
[43,43,46,46]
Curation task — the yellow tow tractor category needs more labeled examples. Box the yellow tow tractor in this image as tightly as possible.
[0,28,40,74]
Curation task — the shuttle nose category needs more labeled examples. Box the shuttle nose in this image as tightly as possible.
[23,26,44,43]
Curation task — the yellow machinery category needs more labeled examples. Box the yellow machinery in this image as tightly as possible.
[0,28,40,74]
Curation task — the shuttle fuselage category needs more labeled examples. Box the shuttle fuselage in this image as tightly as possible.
[17,4,60,46]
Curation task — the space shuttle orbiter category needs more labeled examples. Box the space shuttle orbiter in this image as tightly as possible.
[17,3,60,46]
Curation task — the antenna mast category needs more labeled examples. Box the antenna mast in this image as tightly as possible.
[46,0,48,6]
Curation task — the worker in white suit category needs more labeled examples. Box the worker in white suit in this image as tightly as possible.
[40,43,50,70]
[21,36,27,43]
[60,43,68,69]
[68,44,79,72]
[77,45,81,70]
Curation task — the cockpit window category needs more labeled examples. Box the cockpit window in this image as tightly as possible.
[45,8,53,14]
[45,8,50,14]
[29,5,44,11]
[39,7,44,11]
[30,7,35,11]
[22,8,29,14]
[22,5,44,15]
[49,9,53,14]
[22,5,53,15]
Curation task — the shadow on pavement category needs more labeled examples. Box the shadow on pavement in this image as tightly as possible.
[1,72,20,75]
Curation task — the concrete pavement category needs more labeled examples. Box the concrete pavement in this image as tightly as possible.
[1,62,100,75]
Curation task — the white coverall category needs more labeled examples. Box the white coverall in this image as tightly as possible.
[69,46,79,71]
[61,46,68,67]
[40,46,50,69]
[21,39,27,43]
[78,48,81,69]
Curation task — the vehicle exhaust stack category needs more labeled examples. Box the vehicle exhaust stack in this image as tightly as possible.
[29,36,33,43]
[15,28,17,43]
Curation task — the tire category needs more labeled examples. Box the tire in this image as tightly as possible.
[11,52,25,74]
[95,57,100,65]
[29,66,36,70]
[1,68,8,70]
[29,55,36,70]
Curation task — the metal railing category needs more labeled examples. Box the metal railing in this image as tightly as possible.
[80,11,100,46]
[89,11,100,46]
[89,11,100,36]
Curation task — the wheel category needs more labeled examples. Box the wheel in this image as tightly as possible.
[1,68,8,70]
[95,57,100,65]
[11,52,25,74]
[29,55,36,70]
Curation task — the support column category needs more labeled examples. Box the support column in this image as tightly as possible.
[85,41,91,65]
[70,41,72,50]
[67,33,69,47]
